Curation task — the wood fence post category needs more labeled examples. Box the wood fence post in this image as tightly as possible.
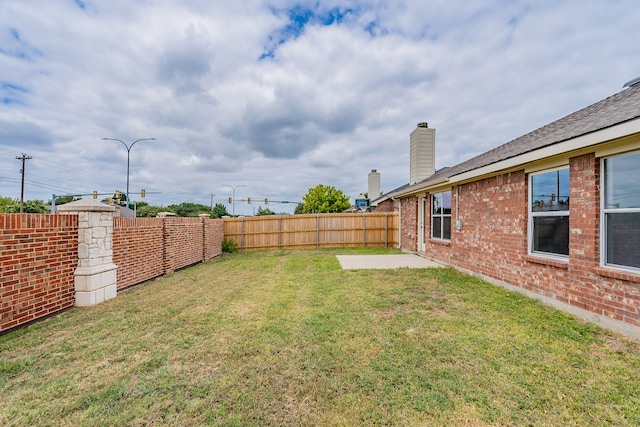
[240,216,245,252]
[384,213,389,248]
[362,212,366,247]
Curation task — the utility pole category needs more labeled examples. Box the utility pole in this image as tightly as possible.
[16,153,32,214]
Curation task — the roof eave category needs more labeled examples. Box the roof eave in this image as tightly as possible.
[393,117,640,198]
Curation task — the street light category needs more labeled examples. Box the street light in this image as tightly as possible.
[102,137,155,217]
[224,184,246,215]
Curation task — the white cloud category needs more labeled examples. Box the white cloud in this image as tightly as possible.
[1,0,639,215]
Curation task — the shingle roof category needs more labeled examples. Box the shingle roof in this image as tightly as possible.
[403,83,640,191]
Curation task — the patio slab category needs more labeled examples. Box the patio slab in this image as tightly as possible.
[336,254,444,270]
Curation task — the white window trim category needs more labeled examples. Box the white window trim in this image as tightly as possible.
[431,190,451,241]
[600,155,640,273]
[528,167,570,260]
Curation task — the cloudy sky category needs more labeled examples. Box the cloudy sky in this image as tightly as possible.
[1,0,639,215]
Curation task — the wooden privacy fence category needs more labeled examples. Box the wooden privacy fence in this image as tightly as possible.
[223,212,398,251]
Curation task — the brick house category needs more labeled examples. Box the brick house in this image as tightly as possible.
[373,80,640,337]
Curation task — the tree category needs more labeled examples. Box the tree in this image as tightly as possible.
[52,195,78,206]
[168,202,213,217]
[22,200,49,213]
[211,203,230,218]
[137,205,172,218]
[4,199,48,213]
[0,196,18,213]
[298,184,351,214]
[256,206,275,216]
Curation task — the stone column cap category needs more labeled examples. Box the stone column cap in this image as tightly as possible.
[58,198,116,212]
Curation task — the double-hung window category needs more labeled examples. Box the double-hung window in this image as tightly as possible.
[432,191,451,240]
[529,168,570,257]
[602,151,640,270]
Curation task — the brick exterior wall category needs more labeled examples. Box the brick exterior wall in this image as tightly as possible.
[410,153,640,330]
[400,196,419,252]
[1,214,78,333]
[373,199,398,213]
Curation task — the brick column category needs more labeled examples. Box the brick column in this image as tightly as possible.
[161,215,176,275]
[58,199,118,306]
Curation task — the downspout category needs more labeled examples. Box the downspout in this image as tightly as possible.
[419,195,426,252]
[455,185,461,231]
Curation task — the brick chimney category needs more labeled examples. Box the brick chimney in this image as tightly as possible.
[409,122,435,184]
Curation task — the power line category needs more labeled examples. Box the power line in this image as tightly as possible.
[16,153,32,213]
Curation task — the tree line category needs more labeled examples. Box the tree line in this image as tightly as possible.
[0,184,352,216]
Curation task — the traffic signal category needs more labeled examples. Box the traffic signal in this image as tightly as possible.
[247,197,251,204]
[115,190,120,198]
[265,198,268,204]
[93,191,98,199]
[141,189,145,198]
[228,197,232,204]
[109,198,113,205]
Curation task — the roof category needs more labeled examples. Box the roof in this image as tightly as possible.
[387,83,640,198]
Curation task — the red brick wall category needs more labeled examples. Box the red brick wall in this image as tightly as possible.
[568,154,640,326]
[114,217,224,286]
[164,217,205,271]
[1,214,77,333]
[400,196,418,252]
[204,218,224,260]
[113,218,164,290]
[411,155,640,329]
[373,199,398,213]
[445,171,528,284]
[1,213,224,332]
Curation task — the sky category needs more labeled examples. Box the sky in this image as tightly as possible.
[1,0,639,216]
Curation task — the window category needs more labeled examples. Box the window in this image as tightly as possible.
[603,151,640,270]
[432,191,451,240]
[529,168,569,256]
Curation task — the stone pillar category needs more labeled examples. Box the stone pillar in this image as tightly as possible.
[58,199,118,306]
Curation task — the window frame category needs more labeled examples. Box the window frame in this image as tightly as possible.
[528,167,570,259]
[431,190,452,241]
[600,151,640,272]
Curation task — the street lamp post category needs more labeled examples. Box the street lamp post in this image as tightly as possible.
[224,184,246,216]
[102,137,155,217]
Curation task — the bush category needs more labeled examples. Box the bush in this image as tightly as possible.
[222,238,238,253]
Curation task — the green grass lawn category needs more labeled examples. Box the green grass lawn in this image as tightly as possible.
[2,249,640,426]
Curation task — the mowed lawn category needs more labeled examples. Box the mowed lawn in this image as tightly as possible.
[2,249,640,426]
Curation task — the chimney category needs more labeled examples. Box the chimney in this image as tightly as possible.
[368,169,381,198]
[409,122,435,184]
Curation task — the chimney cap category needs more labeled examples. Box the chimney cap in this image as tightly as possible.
[417,122,428,128]
[371,169,377,173]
